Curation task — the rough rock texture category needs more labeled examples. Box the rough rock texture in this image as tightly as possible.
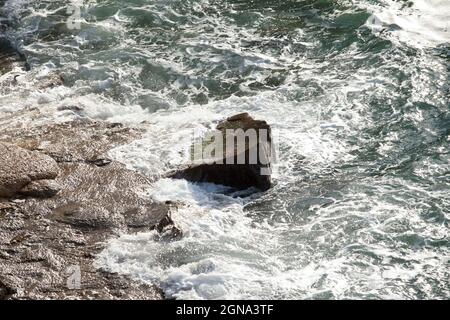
[18,179,61,198]
[0,37,29,75]
[169,113,273,191]
[0,143,59,198]
[0,277,17,300]
[0,120,174,300]
[47,162,170,231]
[36,73,64,90]
[0,119,142,164]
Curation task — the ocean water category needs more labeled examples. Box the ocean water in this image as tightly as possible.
[1,0,449,299]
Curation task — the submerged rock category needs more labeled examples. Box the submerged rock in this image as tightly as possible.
[168,113,273,191]
[0,143,59,198]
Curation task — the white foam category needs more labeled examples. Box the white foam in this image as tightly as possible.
[364,0,450,48]
[97,151,450,299]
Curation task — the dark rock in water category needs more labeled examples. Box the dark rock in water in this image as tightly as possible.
[0,37,28,75]
[170,163,271,191]
[168,113,273,191]
[154,214,183,241]
[18,179,61,198]
[0,143,59,198]
[57,105,84,113]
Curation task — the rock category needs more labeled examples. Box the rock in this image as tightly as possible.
[37,73,64,89]
[0,67,171,298]
[0,120,143,164]
[123,205,174,230]
[9,232,32,245]
[18,179,60,198]
[170,163,271,191]
[57,105,84,113]
[87,157,112,167]
[0,143,59,198]
[154,213,183,239]
[168,113,273,191]
[52,201,125,230]
[0,37,29,75]
[0,121,169,299]
[0,278,17,300]
[21,161,171,231]
[0,202,15,213]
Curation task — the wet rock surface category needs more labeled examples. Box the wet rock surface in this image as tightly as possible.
[0,143,59,198]
[36,73,64,90]
[0,37,29,75]
[0,119,143,164]
[169,113,273,191]
[0,277,17,300]
[0,120,172,299]
[18,179,61,198]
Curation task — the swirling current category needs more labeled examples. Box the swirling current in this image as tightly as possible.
[0,0,449,299]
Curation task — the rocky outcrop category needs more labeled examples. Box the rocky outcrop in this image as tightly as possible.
[0,143,59,198]
[0,37,29,75]
[36,73,64,90]
[18,179,61,198]
[168,113,273,191]
[0,119,142,164]
[0,277,16,300]
[47,161,170,231]
[0,120,174,300]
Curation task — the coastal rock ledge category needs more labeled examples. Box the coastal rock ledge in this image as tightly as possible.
[0,119,172,300]
[0,143,59,198]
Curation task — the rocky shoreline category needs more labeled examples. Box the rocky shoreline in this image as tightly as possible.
[0,109,273,299]
[0,34,273,298]
[0,115,175,299]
